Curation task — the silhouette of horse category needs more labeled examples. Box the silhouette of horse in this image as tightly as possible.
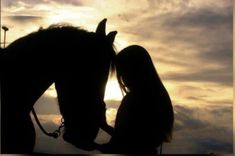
[0,19,117,153]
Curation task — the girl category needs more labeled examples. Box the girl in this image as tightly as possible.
[97,45,174,154]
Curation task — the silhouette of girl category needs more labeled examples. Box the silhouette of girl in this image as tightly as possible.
[96,45,174,154]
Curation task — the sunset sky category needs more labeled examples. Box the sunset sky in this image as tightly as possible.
[1,0,233,154]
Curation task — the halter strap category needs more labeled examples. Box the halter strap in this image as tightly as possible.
[32,107,64,138]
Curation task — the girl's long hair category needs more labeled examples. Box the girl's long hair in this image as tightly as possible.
[115,45,174,142]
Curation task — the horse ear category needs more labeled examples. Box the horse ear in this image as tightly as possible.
[107,31,117,44]
[96,18,107,35]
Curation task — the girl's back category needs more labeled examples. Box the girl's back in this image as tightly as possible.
[111,45,174,154]
[112,88,171,153]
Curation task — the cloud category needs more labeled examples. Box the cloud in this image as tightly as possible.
[105,107,117,126]
[162,7,232,28]
[194,138,233,154]
[174,104,233,128]
[31,102,233,154]
[32,116,95,154]
[122,4,232,87]
[159,7,233,69]
[7,15,43,23]
[173,105,206,131]
[32,114,108,154]
[2,0,84,8]
[186,96,233,106]
[162,67,232,86]
[34,94,61,115]
[49,0,83,6]
[165,104,233,154]
[36,114,63,126]
[167,126,233,154]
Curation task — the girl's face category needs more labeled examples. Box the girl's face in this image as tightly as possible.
[116,45,154,92]
[116,62,141,92]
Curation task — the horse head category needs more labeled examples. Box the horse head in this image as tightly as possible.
[54,19,117,150]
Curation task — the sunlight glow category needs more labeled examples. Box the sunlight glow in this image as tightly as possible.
[36,114,62,126]
[104,79,123,101]
[43,80,124,101]
[46,6,98,26]
[106,108,117,126]
[47,10,78,24]
[44,83,58,98]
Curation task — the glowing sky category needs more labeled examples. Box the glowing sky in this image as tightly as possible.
[1,0,233,154]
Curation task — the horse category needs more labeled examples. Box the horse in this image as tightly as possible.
[0,19,117,153]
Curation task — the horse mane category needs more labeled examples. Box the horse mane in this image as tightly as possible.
[38,23,88,34]
[5,24,89,49]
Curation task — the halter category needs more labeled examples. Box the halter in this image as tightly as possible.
[32,108,64,138]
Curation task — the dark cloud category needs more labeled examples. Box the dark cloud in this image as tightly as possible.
[197,43,233,70]
[7,15,43,23]
[120,4,232,87]
[194,138,233,154]
[174,105,206,131]
[174,114,206,131]
[209,106,232,116]
[44,0,84,6]
[162,8,232,29]
[146,0,191,10]
[164,8,232,65]
[2,0,18,7]
[2,0,83,7]
[150,7,232,59]
[162,67,232,86]
[165,104,233,154]
[187,96,233,106]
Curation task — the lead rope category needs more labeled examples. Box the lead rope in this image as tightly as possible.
[32,107,64,138]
